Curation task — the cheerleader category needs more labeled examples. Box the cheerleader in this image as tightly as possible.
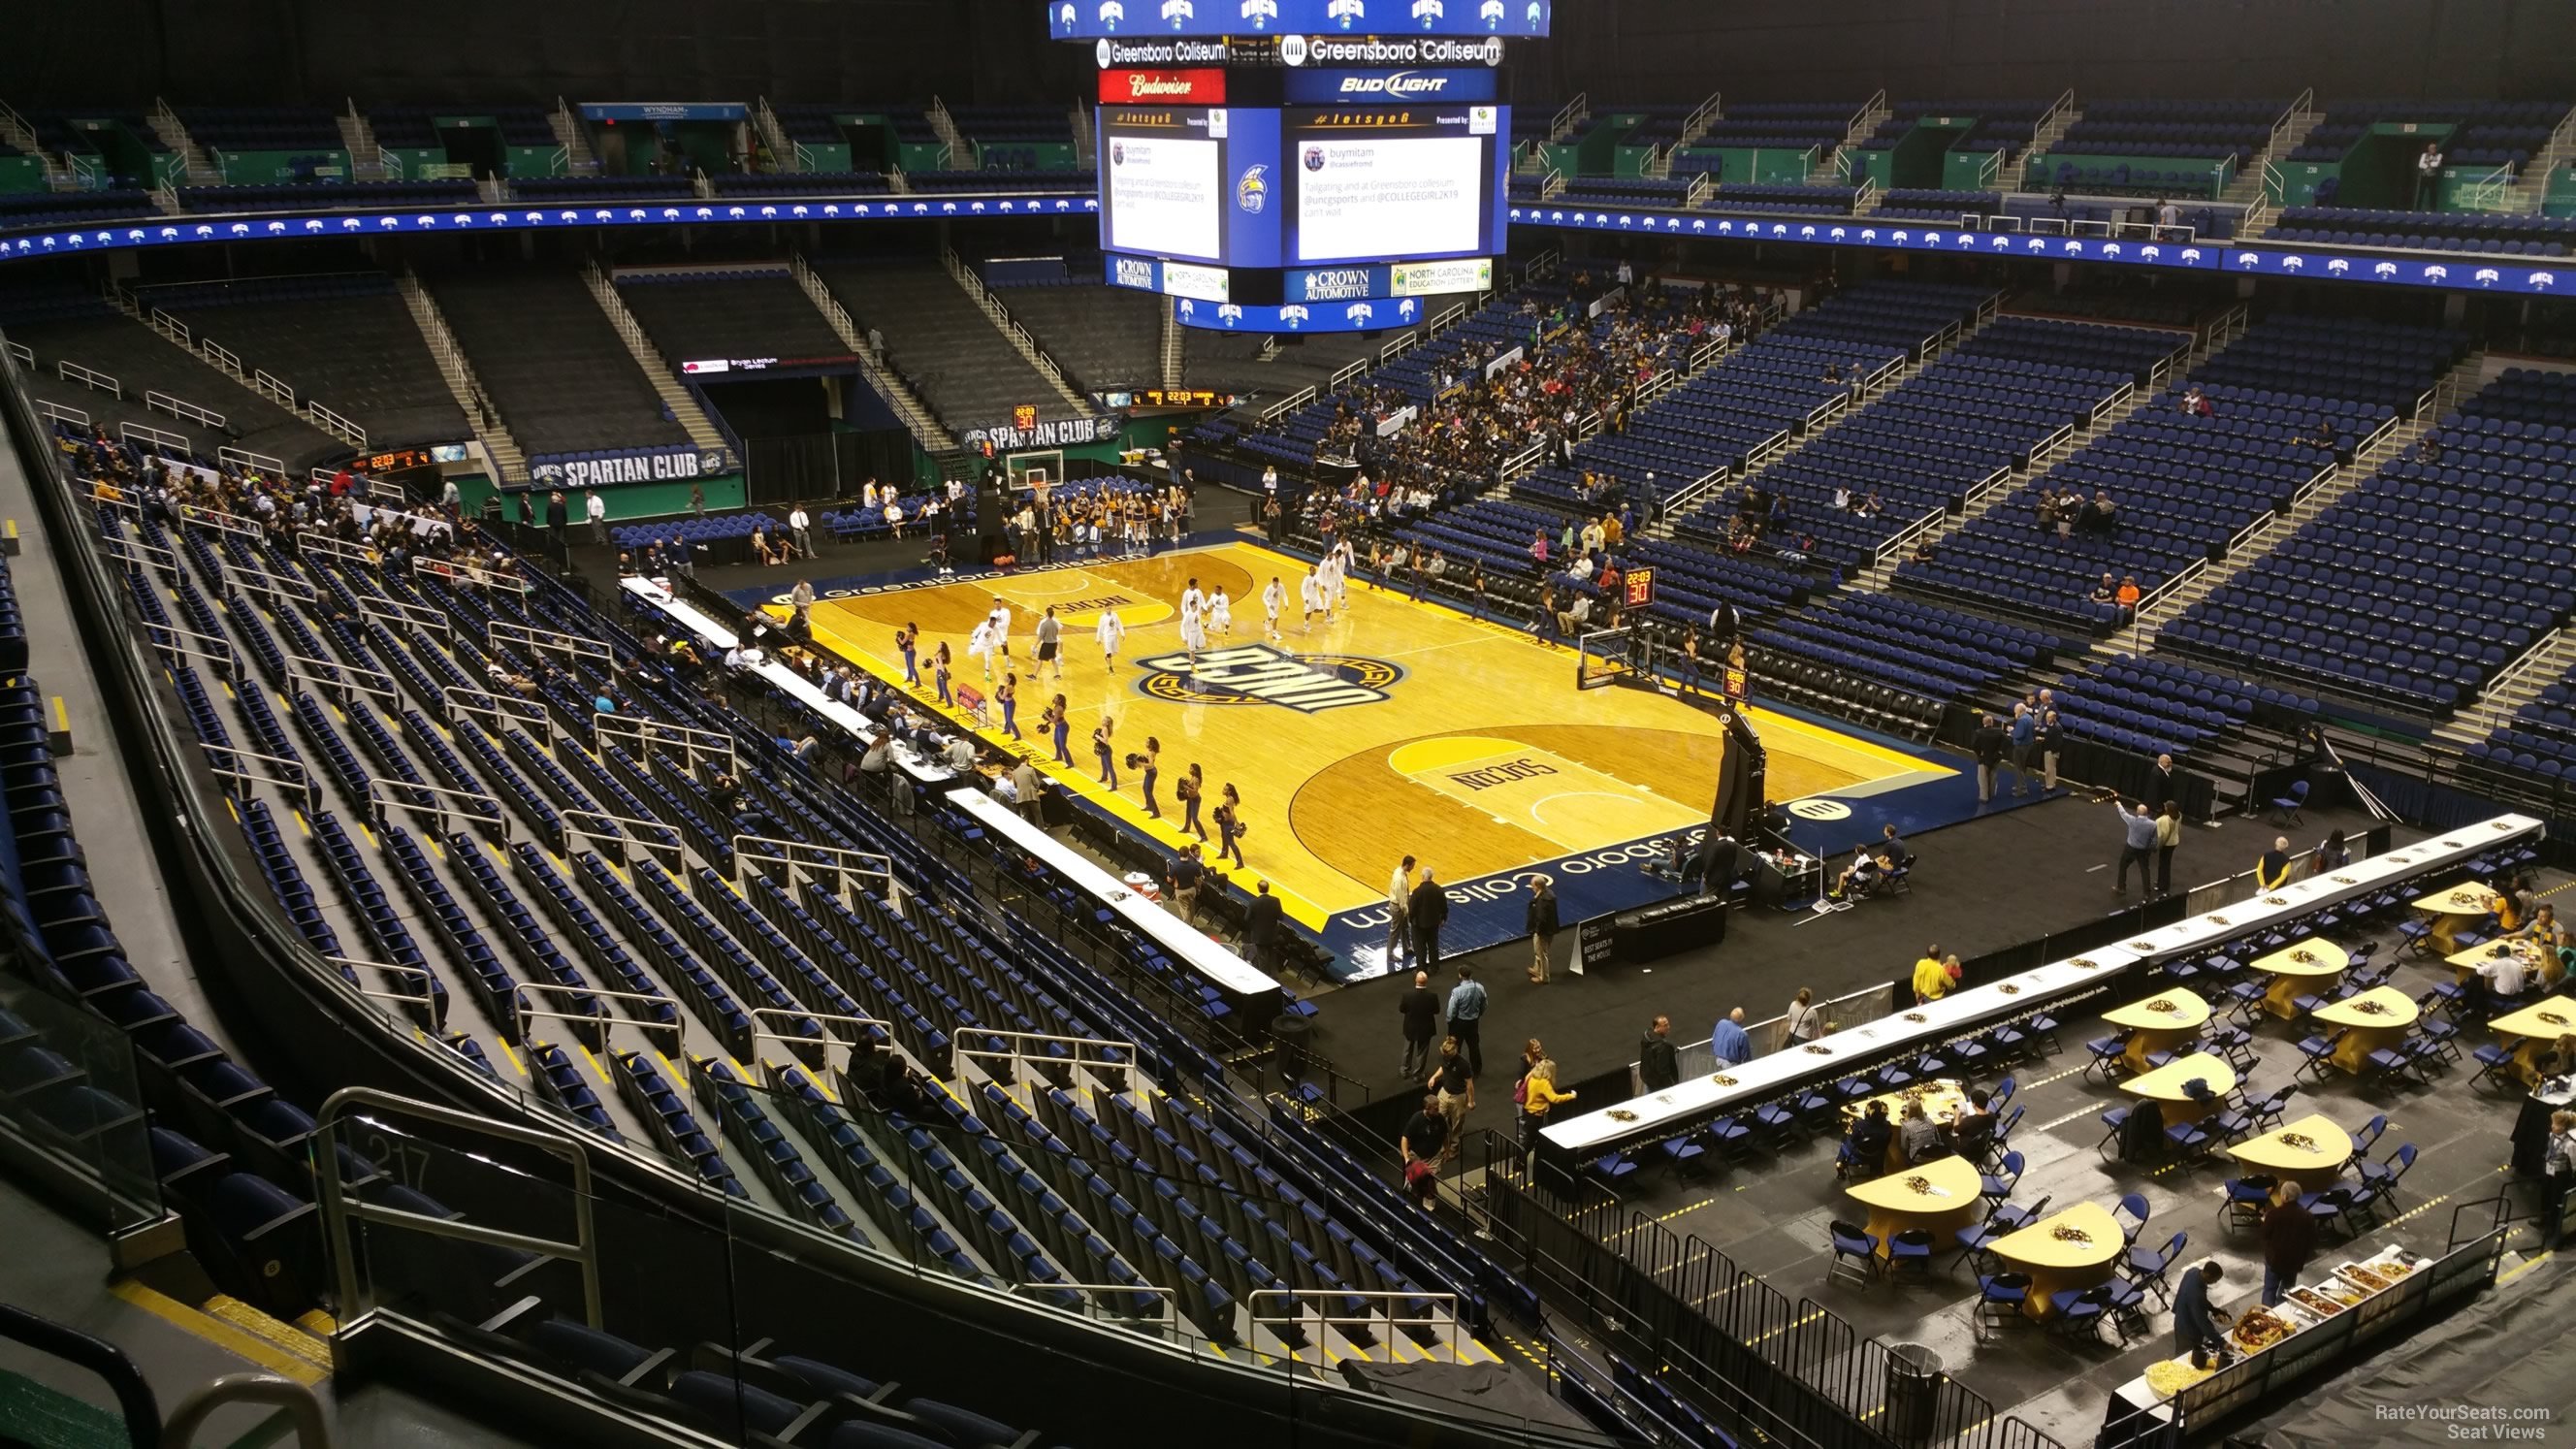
[1047,694,1075,766]
[1210,586,1233,637]
[996,672,1021,739]
[931,641,954,707]
[1140,735,1163,818]
[1212,783,1246,869]
[1177,763,1208,840]
[1091,716,1118,787]
[1261,576,1286,642]
[1096,605,1127,670]
[896,624,920,687]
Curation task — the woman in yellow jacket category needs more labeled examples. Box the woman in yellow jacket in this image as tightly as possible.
[1515,1039,1578,1155]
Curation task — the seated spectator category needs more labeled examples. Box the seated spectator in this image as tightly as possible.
[2115,575,2142,619]
[1826,845,1887,902]
[1950,1088,1997,1163]
[1898,1099,1948,1164]
[1841,1100,1893,1177]
[2090,574,2119,606]
[2181,384,2213,417]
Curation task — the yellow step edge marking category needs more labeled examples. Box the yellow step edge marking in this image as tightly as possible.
[291,810,311,838]
[204,1294,334,1368]
[359,821,378,849]
[108,1281,325,1386]
[577,1043,612,1084]
[225,798,241,823]
[294,1309,337,1337]
[654,1048,685,1083]
[497,1039,527,1077]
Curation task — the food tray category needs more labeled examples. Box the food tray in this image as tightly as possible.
[2334,1262,2397,1295]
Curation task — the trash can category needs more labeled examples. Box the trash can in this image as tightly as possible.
[1271,1013,1314,1087]
[1885,1344,1943,1442]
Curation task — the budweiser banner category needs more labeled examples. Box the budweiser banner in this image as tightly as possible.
[1098,68,1227,104]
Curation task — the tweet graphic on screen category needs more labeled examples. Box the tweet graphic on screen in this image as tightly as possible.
[1294,136,1484,262]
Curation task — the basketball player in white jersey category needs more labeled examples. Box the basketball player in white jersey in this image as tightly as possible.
[966,617,997,678]
[1261,576,1287,642]
[984,597,1013,678]
[1096,605,1126,670]
[1299,567,1325,634]
[1209,585,1233,637]
[1177,578,1208,670]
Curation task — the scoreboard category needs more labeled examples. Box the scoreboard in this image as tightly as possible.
[1094,55,1509,331]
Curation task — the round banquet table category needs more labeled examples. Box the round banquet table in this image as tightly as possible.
[2226,1112,2356,1179]
[2102,989,2212,1075]
[1844,1154,1984,1260]
[2413,881,2497,956]
[2118,1051,2238,1127]
[2245,939,2349,1020]
[2310,986,2421,1074]
[1988,1202,2126,1319]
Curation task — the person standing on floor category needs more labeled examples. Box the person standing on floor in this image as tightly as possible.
[1035,606,1063,682]
[2170,1261,2232,1356]
[1139,737,1163,819]
[586,488,607,545]
[1384,855,1417,969]
[1639,1015,1680,1093]
[1212,784,1246,869]
[1399,969,1441,1078]
[1971,714,2008,803]
[1527,875,1561,983]
[1096,605,1126,671]
[1783,986,1827,1046]
[2036,708,2064,792]
[2154,799,2182,896]
[1047,694,1074,767]
[1444,964,1487,1078]
[1411,867,1450,969]
[2114,799,2158,895]
[1243,879,1282,978]
[1427,1036,1474,1165]
[1709,1008,1753,1066]
[789,503,813,560]
[2260,1179,2316,1306]
[1515,1043,1577,1156]
[2008,703,2036,796]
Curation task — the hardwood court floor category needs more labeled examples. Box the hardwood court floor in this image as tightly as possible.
[789,541,1947,930]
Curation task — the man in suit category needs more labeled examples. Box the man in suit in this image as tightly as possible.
[1243,878,1284,979]
[1399,970,1442,1078]
[1410,867,1451,970]
[2151,754,2186,819]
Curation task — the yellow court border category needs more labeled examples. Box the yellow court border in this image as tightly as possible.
[774,538,1947,933]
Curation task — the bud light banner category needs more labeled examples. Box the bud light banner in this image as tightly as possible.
[1171,294,1429,333]
[1282,68,1498,104]
[531,445,735,489]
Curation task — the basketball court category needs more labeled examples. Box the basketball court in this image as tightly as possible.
[746,538,1975,967]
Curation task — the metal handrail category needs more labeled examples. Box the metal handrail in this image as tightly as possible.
[176,501,261,539]
[956,1028,1142,1089]
[142,620,239,667]
[117,421,191,457]
[365,775,507,837]
[1245,1286,1465,1363]
[414,554,530,593]
[225,557,321,603]
[218,444,286,476]
[315,1085,604,1329]
[442,683,549,737]
[562,807,684,871]
[285,651,396,703]
[488,617,612,663]
[750,1006,893,1061]
[515,980,681,1053]
[55,359,121,398]
[736,833,896,907]
[202,741,318,813]
[598,712,735,774]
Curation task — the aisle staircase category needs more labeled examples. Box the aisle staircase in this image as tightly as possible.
[2223,93,2322,209]
[337,100,384,181]
[753,98,798,172]
[2103,347,2483,653]
[2494,105,2576,215]
[940,245,1092,413]
[926,99,972,169]
[787,253,955,451]
[579,263,730,453]
[0,103,77,191]
[118,284,370,450]
[2437,626,2576,744]
[1160,298,1185,390]
[549,98,600,176]
[146,100,214,186]
[399,272,525,482]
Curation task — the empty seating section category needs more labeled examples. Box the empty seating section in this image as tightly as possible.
[1685,100,1866,153]
[510,177,697,206]
[426,268,692,456]
[1899,316,2464,631]
[139,273,468,448]
[1704,182,1859,215]
[976,263,1161,394]
[2165,368,2576,714]
[707,172,892,198]
[906,169,1095,194]
[2046,100,2286,169]
[1518,281,1983,525]
[2052,654,2317,761]
[175,180,478,213]
[1686,315,2187,567]
[1876,188,2003,222]
[1557,176,1693,209]
[810,260,1081,426]
[613,269,848,378]
[174,106,346,179]
[0,286,346,470]
[43,434,1507,1363]
[2269,208,2576,257]
[1754,594,2073,709]
[1855,100,2052,160]
[0,190,159,231]
[2289,100,2572,176]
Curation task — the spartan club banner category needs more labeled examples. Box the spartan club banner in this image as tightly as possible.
[531,445,733,489]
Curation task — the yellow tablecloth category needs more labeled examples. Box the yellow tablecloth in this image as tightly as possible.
[2413,880,2498,954]
[2245,939,2349,1019]
[1839,1079,1970,1173]
[2225,1112,2355,1178]
[2310,986,2421,1073]
[2488,995,2576,1085]
[2448,938,2560,994]
[1989,1202,2125,1318]
[2103,989,2211,1075]
[1845,1154,1985,1259]
[2119,1050,2238,1126]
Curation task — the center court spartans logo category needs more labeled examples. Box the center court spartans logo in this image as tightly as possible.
[1135,644,1401,712]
